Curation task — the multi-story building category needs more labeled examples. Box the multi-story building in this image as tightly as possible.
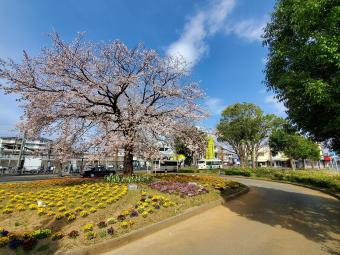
[0,136,52,172]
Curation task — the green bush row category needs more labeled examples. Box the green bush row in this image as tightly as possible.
[224,168,251,177]
[223,167,340,194]
[178,167,220,174]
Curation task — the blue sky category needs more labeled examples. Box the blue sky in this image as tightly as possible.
[0,0,285,136]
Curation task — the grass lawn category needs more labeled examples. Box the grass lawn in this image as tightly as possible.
[0,175,244,254]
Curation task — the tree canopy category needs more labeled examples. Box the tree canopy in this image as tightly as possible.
[263,0,340,152]
[269,124,321,169]
[0,32,206,174]
[217,103,279,167]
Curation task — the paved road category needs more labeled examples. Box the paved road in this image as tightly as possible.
[104,177,340,255]
[0,174,79,183]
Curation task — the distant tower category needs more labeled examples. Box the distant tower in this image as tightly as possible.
[205,136,215,160]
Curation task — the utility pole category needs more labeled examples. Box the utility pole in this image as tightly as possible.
[17,132,26,175]
[47,143,52,171]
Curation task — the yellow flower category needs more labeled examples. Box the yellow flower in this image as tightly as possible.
[63,210,73,217]
[74,206,82,212]
[16,205,26,211]
[80,211,89,217]
[83,202,91,208]
[29,204,38,210]
[55,214,63,220]
[120,221,129,228]
[82,223,93,232]
[122,210,130,216]
[56,201,64,207]
[2,208,13,214]
[67,214,76,221]
[38,208,46,215]
[0,236,9,247]
[58,206,66,212]
[97,203,106,209]
[47,211,56,216]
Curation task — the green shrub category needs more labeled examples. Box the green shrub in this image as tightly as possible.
[224,168,251,177]
[178,168,197,173]
[222,167,340,193]
[199,169,220,174]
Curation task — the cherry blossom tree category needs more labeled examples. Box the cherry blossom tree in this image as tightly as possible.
[0,32,206,175]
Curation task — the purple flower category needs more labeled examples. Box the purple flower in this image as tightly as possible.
[1,230,9,236]
[107,227,114,235]
[149,181,208,197]
[130,210,139,217]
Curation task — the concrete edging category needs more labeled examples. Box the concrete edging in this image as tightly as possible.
[222,175,340,200]
[61,186,249,255]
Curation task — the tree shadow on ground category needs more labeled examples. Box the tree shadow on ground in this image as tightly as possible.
[222,185,340,254]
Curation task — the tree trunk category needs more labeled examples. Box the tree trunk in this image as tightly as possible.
[123,145,134,175]
[240,155,247,168]
[311,161,315,169]
[290,159,295,170]
[59,162,63,177]
[251,150,256,168]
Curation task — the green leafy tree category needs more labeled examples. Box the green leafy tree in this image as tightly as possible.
[217,103,279,168]
[263,0,340,152]
[173,137,192,165]
[270,127,321,169]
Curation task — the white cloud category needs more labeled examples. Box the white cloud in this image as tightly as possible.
[264,95,286,116]
[204,97,226,115]
[226,18,267,42]
[166,0,236,69]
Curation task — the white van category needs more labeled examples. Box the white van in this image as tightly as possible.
[197,159,222,170]
[152,160,178,173]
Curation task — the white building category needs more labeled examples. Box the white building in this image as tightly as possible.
[0,136,51,172]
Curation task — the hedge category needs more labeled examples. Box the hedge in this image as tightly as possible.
[223,167,340,194]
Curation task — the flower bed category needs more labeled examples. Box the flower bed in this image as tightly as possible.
[155,174,242,191]
[149,181,208,196]
[0,175,243,254]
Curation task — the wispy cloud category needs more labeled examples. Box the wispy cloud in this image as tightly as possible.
[226,18,267,42]
[264,95,286,116]
[204,97,226,115]
[166,0,235,69]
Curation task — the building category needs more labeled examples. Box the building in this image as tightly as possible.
[255,146,290,168]
[0,136,52,173]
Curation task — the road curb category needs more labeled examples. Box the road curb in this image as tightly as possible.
[60,186,249,255]
[222,175,340,200]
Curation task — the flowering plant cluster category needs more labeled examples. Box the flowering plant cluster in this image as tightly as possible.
[0,228,51,250]
[149,181,208,197]
[67,230,79,239]
[118,191,176,222]
[155,174,239,191]
[0,182,128,220]
[105,174,154,184]
[51,232,64,240]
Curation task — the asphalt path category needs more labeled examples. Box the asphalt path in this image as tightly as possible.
[104,177,340,255]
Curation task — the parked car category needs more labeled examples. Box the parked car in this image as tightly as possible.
[81,165,116,177]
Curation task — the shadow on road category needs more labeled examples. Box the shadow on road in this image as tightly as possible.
[222,186,340,254]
